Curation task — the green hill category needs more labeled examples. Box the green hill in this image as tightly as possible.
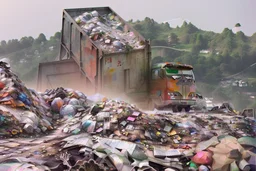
[129,18,256,83]
[0,18,256,110]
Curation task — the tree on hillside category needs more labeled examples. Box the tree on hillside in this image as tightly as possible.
[179,34,190,44]
[191,33,207,53]
[133,23,143,31]
[236,31,247,42]
[0,40,7,54]
[203,67,221,83]
[195,34,204,48]
[189,34,197,44]
[221,28,235,53]
[54,32,61,40]
[181,21,199,34]
[250,33,256,43]
[20,36,34,49]
[219,63,229,73]
[38,33,47,42]
[181,21,188,28]
[141,17,158,40]
[168,33,178,45]
[187,22,199,33]
[35,33,47,45]
[1,40,7,47]
[162,22,171,31]
[7,39,21,52]
[235,23,241,27]
[237,43,250,60]
[0,47,3,55]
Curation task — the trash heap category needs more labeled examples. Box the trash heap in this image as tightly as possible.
[74,10,145,53]
[0,62,90,137]
[61,100,256,145]
[0,62,53,137]
[0,62,255,170]
[0,133,255,171]
[187,135,256,171]
[49,99,255,171]
[42,87,88,119]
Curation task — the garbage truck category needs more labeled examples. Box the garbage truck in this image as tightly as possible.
[37,7,196,111]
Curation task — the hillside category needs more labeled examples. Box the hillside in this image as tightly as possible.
[0,18,256,109]
[129,18,256,83]
[0,33,60,84]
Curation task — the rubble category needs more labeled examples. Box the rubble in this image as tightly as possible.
[73,10,145,53]
[0,62,255,170]
[0,62,53,137]
[0,62,89,138]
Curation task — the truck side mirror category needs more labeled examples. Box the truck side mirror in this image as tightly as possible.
[158,69,165,79]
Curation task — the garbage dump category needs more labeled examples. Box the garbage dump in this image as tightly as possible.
[0,61,53,137]
[0,62,90,138]
[74,10,145,53]
[0,62,255,171]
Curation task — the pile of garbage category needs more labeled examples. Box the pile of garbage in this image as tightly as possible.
[0,62,255,170]
[74,10,145,53]
[60,99,256,144]
[41,134,255,171]
[0,62,89,137]
[189,135,256,171]
[0,62,53,137]
[0,133,255,171]
[46,98,255,170]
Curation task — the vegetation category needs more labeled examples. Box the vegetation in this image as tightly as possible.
[129,19,256,83]
[0,32,60,82]
[129,18,256,110]
[0,18,256,110]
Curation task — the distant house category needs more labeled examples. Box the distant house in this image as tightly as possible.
[49,46,54,51]
[232,80,239,87]
[239,80,248,87]
[200,50,210,54]
[232,80,248,87]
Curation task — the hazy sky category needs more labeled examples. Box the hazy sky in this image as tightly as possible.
[0,0,255,41]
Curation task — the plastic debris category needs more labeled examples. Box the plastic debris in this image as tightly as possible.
[192,151,213,165]
[60,105,76,117]
[23,124,34,134]
[237,136,256,148]
[51,97,64,112]
[0,62,255,171]
[198,165,209,171]
[73,10,145,53]
[195,136,219,152]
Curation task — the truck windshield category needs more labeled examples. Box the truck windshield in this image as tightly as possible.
[165,67,195,80]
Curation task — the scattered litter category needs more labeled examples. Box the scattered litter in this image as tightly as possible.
[0,62,255,171]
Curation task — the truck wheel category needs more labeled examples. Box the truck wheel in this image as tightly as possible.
[185,106,191,112]
[177,106,183,112]
[172,106,178,113]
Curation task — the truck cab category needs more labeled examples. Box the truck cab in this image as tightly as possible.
[149,62,196,112]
